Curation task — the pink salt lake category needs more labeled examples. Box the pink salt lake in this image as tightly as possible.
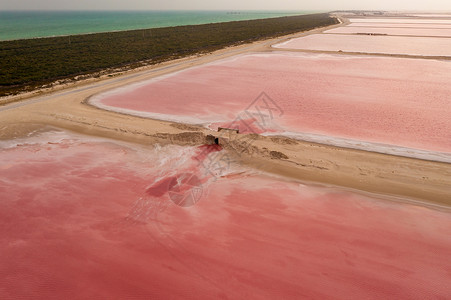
[92,52,451,157]
[273,34,451,57]
[348,23,451,29]
[325,26,451,37]
[1,130,450,299]
[349,18,451,24]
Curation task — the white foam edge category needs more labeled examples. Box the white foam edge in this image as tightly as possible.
[263,131,451,164]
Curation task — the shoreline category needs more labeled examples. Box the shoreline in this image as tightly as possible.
[0,10,316,42]
[0,13,338,99]
[1,14,450,207]
[1,20,341,106]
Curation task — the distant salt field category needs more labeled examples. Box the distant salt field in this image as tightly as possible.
[408,14,451,18]
[325,26,451,37]
[349,18,451,24]
[273,34,451,56]
[91,52,451,155]
[348,22,451,28]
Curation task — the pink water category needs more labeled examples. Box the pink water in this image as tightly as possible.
[349,18,451,24]
[349,23,451,29]
[93,52,451,154]
[325,26,451,36]
[274,34,451,57]
[409,14,451,18]
[1,130,450,299]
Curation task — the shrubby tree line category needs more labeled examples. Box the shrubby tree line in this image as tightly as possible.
[0,13,337,97]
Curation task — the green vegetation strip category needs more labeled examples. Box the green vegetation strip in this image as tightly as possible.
[0,13,337,97]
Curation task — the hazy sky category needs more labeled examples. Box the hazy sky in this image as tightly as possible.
[1,0,451,11]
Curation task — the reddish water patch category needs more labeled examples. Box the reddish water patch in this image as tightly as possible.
[166,172,203,207]
[1,131,450,299]
[94,52,451,153]
[274,34,451,57]
[146,176,178,197]
[192,144,222,161]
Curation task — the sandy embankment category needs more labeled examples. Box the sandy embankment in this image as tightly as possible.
[0,15,449,207]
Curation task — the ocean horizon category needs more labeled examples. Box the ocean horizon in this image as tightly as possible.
[0,10,319,41]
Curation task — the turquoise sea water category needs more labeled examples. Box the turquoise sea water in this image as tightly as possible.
[0,10,316,41]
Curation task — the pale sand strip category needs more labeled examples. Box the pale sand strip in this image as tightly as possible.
[0,15,449,207]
